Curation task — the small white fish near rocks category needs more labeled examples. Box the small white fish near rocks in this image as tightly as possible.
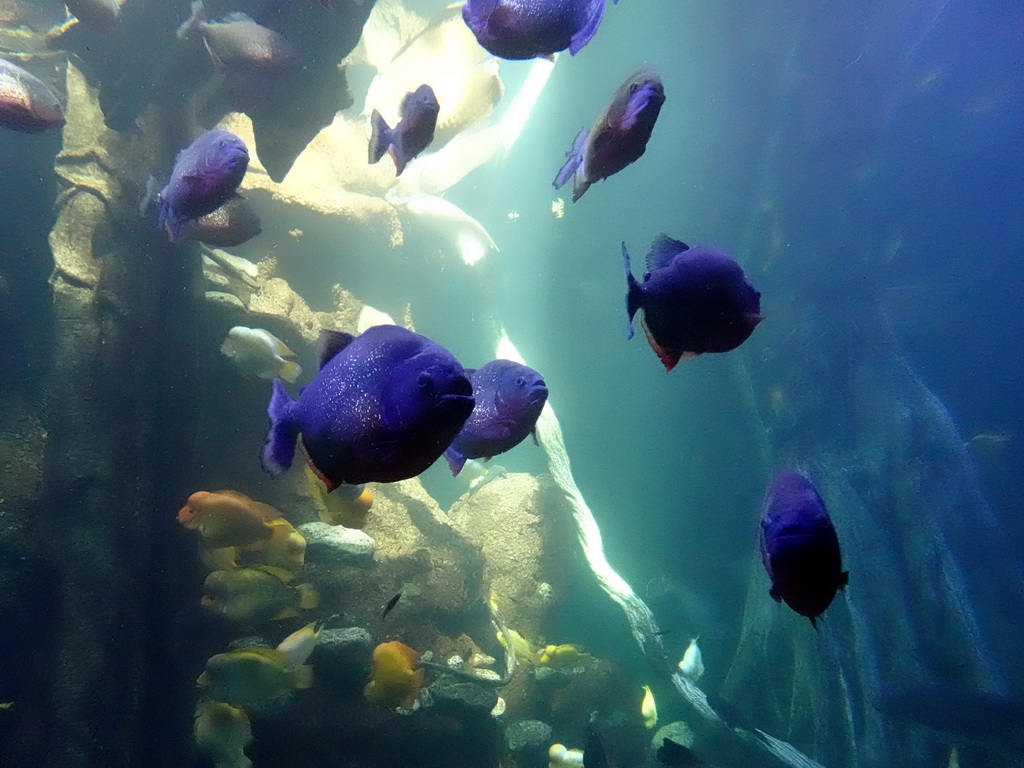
[220,326,301,383]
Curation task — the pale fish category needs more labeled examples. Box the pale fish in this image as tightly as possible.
[678,636,704,681]
[641,684,657,728]
[220,326,301,383]
[363,4,504,150]
[389,192,498,267]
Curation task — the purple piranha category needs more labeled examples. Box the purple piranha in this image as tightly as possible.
[0,59,65,134]
[262,325,475,488]
[444,360,548,476]
[623,236,763,371]
[759,470,848,628]
[154,129,249,242]
[461,0,613,61]
[369,84,440,176]
[554,69,665,202]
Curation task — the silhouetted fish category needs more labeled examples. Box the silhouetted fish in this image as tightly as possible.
[554,69,665,202]
[369,84,440,176]
[760,471,848,627]
[381,592,401,620]
[462,0,614,60]
[183,193,262,247]
[623,236,763,370]
[65,0,120,31]
[0,59,65,134]
[177,1,301,77]
[656,738,708,767]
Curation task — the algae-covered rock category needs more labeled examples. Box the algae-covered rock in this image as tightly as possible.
[311,627,373,697]
[505,719,553,768]
[426,677,499,719]
[299,522,376,565]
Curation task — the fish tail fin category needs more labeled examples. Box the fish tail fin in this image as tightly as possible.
[277,360,302,384]
[368,110,393,165]
[444,447,467,477]
[176,0,204,39]
[553,126,588,190]
[623,242,642,340]
[261,379,299,475]
[571,176,592,203]
[297,582,320,610]
[568,1,605,55]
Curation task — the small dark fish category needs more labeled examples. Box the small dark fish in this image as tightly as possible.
[554,69,665,202]
[262,325,474,488]
[381,592,401,619]
[369,84,439,176]
[582,731,610,768]
[462,0,613,60]
[652,629,673,636]
[177,1,302,77]
[759,470,848,628]
[444,360,547,476]
[623,236,763,371]
[155,129,249,241]
[65,0,120,31]
[656,738,708,767]
[182,193,262,247]
[0,59,65,134]
[704,692,745,730]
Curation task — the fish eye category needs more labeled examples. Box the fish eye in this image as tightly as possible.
[629,83,639,94]
[417,372,434,394]
[515,376,526,387]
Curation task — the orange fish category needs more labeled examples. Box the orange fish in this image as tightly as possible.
[364,641,424,709]
[178,490,282,549]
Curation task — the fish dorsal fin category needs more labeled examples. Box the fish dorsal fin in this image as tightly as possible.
[647,234,688,273]
[318,329,355,369]
[269,334,295,358]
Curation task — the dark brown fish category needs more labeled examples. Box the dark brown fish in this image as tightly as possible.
[0,59,65,134]
[65,0,120,31]
[182,193,262,247]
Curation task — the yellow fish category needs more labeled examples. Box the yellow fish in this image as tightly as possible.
[198,646,314,706]
[496,626,539,665]
[201,566,319,624]
[364,640,424,709]
[641,685,657,729]
[305,465,373,529]
[193,697,252,768]
[238,517,307,571]
[539,644,591,668]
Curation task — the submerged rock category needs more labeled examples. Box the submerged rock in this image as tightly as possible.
[310,627,373,697]
[426,677,499,718]
[298,521,375,565]
[505,719,552,767]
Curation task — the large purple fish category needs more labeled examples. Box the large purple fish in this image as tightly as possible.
[262,325,475,488]
[554,69,665,202]
[0,59,65,134]
[177,1,301,77]
[759,471,848,628]
[623,236,762,371]
[155,129,249,241]
[461,0,612,60]
[444,360,548,476]
[369,84,440,176]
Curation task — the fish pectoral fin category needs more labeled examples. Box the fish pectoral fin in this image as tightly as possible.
[768,585,782,602]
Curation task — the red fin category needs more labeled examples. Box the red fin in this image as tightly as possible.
[641,318,683,371]
[298,437,337,492]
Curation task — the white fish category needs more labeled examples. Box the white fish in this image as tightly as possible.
[678,637,705,681]
[389,192,498,267]
[220,326,301,383]
[363,4,504,150]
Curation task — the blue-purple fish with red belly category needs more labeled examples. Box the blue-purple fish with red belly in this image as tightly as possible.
[444,360,548,476]
[759,470,848,628]
[369,84,440,176]
[623,236,763,371]
[262,325,475,488]
[554,69,665,202]
[0,59,65,134]
[156,129,249,241]
[461,0,613,61]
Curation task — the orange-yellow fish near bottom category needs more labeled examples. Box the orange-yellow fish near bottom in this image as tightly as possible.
[364,641,424,709]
